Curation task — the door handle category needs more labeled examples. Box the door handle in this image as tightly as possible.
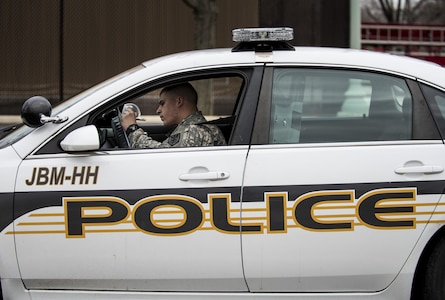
[179,171,230,181]
[395,165,444,174]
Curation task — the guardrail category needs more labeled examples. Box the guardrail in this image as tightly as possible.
[361,23,445,66]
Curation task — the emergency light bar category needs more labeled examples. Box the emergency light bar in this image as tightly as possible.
[231,27,295,52]
[232,27,294,42]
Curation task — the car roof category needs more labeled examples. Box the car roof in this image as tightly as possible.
[142,46,445,88]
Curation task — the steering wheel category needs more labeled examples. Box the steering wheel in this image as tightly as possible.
[111,114,130,148]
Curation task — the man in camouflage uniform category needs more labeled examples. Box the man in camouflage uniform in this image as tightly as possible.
[121,82,226,148]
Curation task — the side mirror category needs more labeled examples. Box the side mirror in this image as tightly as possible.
[21,96,68,128]
[21,96,52,128]
[60,125,100,152]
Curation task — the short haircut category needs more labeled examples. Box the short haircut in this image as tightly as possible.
[160,82,198,105]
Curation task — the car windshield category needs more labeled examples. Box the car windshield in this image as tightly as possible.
[0,65,144,149]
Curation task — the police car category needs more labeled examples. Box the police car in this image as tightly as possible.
[0,27,444,300]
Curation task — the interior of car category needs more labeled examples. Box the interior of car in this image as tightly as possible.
[92,75,245,149]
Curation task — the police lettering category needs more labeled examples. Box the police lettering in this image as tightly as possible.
[209,194,262,233]
[26,166,99,186]
[358,189,415,228]
[133,196,204,235]
[65,197,130,237]
[64,188,416,238]
[293,190,355,231]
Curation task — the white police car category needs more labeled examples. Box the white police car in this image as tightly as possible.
[0,27,445,300]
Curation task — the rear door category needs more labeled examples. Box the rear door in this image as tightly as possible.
[13,67,262,292]
[241,67,445,292]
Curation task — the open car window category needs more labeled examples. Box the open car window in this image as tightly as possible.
[121,77,243,146]
[95,76,244,149]
[131,77,242,122]
[35,71,247,154]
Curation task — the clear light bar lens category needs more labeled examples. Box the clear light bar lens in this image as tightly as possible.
[232,27,293,42]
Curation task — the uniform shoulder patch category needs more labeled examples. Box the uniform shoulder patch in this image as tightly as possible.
[168,133,181,146]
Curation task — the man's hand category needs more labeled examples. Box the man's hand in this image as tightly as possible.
[120,109,137,131]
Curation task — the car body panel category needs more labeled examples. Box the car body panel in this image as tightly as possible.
[242,142,445,292]
[0,146,22,282]
[13,146,249,291]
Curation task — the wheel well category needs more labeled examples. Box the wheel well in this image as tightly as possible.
[411,225,445,299]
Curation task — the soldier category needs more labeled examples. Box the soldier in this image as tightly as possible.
[121,82,226,148]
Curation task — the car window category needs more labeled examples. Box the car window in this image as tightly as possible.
[421,84,445,138]
[34,72,247,155]
[129,77,242,125]
[269,68,412,144]
[105,76,243,148]
[112,76,243,147]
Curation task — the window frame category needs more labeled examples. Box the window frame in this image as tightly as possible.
[35,66,264,155]
[251,66,440,145]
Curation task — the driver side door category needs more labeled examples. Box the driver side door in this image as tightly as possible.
[13,69,259,292]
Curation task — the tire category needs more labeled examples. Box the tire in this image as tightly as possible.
[415,234,445,300]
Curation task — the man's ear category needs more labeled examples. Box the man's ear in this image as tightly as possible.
[176,96,184,107]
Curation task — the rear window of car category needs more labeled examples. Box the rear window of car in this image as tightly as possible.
[421,83,445,138]
[269,68,412,144]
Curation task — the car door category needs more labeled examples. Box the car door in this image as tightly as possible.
[241,67,445,292]
[12,69,262,292]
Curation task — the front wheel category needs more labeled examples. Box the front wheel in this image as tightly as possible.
[415,235,445,300]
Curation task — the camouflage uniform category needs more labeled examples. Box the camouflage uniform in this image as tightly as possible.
[128,111,226,148]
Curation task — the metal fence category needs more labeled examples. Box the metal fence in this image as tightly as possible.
[0,0,259,123]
